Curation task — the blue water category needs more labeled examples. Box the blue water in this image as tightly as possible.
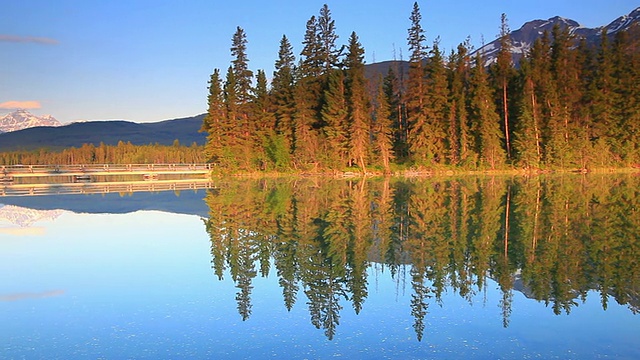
[1,196,638,359]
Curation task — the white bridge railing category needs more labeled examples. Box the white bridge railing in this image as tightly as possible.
[1,163,212,176]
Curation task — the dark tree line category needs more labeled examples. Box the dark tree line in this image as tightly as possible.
[0,141,204,165]
[201,3,640,172]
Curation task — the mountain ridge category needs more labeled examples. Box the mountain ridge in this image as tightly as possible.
[0,113,207,152]
[478,6,640,65]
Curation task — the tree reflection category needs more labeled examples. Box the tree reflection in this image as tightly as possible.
[202,175,640,340]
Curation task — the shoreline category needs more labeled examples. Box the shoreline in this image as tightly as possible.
[210,166,640,179]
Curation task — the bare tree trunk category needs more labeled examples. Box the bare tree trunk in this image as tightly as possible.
[503,80,511,159]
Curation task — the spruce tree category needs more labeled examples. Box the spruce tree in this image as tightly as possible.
[345,31,371,172]
[222,65,241,168]
[492,13,515,160]
[469,52,505,169]
[201,68,225,163]
[549,24,579,167]
[231,26,253,105]
[228,27,254,169]
[448,40,474,167]
[405,2,430,165]
[384,68,408,160]
[321,69,348,168]
[293,15,323,168]
[317,4,341,75]
[513,58,542,168]
[271,35,296,165]
[528,33,555,166]
[424,39,449,164]
[373,75,395,172]
[252,69,275,169]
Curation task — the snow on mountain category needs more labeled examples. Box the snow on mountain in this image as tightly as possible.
[0,204,65,227]
[477,6,640,66]
[604,7,640,34]
[0,109,62,133]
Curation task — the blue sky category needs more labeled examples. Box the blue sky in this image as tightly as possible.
[1,0,638,124]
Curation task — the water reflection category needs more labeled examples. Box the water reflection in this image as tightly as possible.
[202,175,640,340]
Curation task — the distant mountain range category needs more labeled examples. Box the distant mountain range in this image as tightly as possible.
[367,7,640,75]
[0,112,206,151]
[478,6,640,65]
[0,109,62,133]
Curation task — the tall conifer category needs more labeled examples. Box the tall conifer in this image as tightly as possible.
[470,53,505,169]
[345,31,371,172]
[405,2,431,164]
[201,68,225,163]
[272,35,296,159]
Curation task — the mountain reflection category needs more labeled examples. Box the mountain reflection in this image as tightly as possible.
[202,175,640,340]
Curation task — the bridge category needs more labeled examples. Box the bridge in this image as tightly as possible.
[0,163,215,196]
[1,163,212,179]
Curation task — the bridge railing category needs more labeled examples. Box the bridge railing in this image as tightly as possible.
[2,163,212,174]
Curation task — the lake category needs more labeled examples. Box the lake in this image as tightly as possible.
[1,175,638,359]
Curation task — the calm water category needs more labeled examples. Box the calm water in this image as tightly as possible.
[1,175,639,359]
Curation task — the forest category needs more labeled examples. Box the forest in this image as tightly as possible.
[0,141,204,165]
[201,3,640,173]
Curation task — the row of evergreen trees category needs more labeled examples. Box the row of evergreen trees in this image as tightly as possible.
[201,3,640,172]
[0,141,204,165]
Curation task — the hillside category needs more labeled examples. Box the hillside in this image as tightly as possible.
[0,114,206,152]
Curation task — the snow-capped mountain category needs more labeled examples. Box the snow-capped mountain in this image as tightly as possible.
[0,109,62,133]
[0,204,65,227]
[478,6,640,66]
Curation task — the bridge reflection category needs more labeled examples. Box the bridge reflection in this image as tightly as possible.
[1,179,215,197]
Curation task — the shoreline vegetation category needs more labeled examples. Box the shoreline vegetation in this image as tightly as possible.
[200,3,640,174]
[205,165,640,178]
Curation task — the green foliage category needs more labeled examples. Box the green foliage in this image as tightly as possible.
[197,4,640,173]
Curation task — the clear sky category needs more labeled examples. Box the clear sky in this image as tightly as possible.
[1,0,638,124]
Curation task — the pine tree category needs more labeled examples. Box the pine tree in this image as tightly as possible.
[321,69,348,168]
[492,13,515,160]
[201,68,225,163]
[384,68,408,160]
[231,26,253,105]
[293,15,324,168]
[513,58,542,168]
[528,33,555,166]
[424,39,449,164]
[448,40,475,167]
[611,28,640,164]
[373,75,395,172]
[226,27,255,169]
[345,31,371,172]
[405,2,430,164]
[221,65,241,168]
[252,69,275,169]
[469,52,505,169]
[272,35,297,158]
[549,24,579,167]
[317,4,341,75]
